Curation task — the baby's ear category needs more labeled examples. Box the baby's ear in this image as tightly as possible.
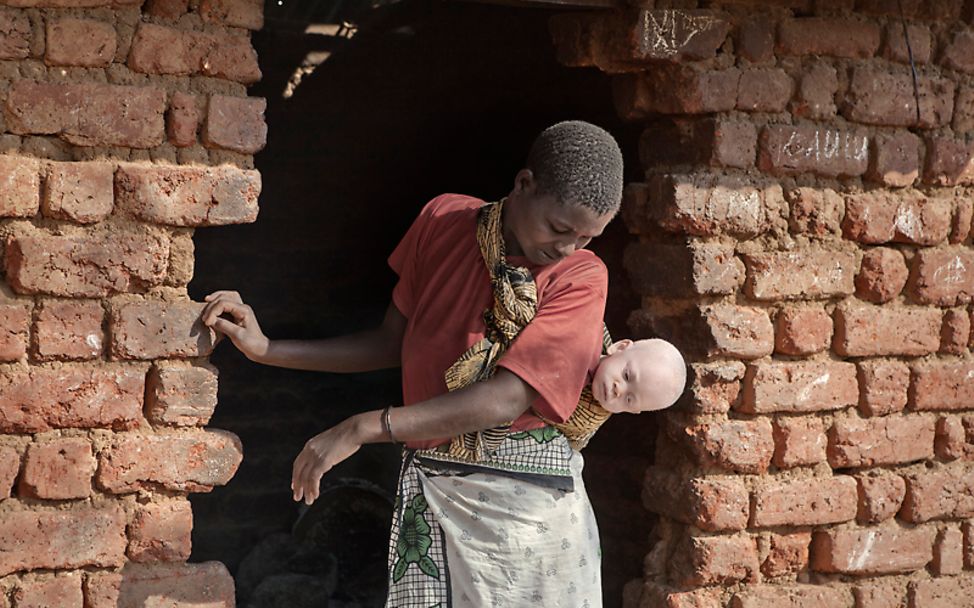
[606,338,633,355]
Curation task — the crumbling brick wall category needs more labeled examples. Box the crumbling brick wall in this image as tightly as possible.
[0,0,264,605]
[553,1,974,606]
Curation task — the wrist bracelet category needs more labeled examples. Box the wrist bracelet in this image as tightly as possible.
[382,406,400,445]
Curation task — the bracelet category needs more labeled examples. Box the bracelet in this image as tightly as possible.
[382,406,400,445]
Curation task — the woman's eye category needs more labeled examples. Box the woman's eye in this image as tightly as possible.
[550,224,570,234]
[623,370,630,381]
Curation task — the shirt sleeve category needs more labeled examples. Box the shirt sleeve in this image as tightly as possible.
[496,261,608,423]
[388,197,440,318]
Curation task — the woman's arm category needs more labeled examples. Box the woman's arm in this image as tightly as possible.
[290,368,537,504]
[200,291,406,372]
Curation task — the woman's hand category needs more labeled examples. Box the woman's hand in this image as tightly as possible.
[291,417,365,505]
[200,291,270,362]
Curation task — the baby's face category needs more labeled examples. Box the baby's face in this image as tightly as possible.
[592,339,675,414]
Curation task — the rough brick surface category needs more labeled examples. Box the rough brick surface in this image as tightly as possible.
[910,360,974,411]
[761,532,810,577]
[941,308,970,354]
[146,361,219,426]
[639,118,757,169]
[624,240,744,297]
[856,247,908,303]
[97,429,242,493]
[827,414,935,467]
[115,163,261,227]
[965,520,974,570]
[672,533,759,587]
[907,575,974,608]
[743,249,856,300]
[857,360,909,417]
[128,499,193,562]
[936,415,974,461]
[12,572,83,608]
[5,81,166,148]
[742,361,858,414]
[128,22,261,84]
[843,68,953,128]
[932,526,964,575]
[775,306,832,355]
[884,23,931,64]
[777,18,881,58]
[923,136,974,187]
[614,67,740,119]
[0,445,20,499]
[901,466,974,522]
[786,186,843,238]
[0,155,40,218]
[45,18,116,67]
[0,7,31,59]
[0,367,143,433]
[908,246,974,305]
[832,303,941,357]
[203,95,267,154]
[773,417,827,468]
[682,418,774,474]
[867,131,921,188]
[110,299,215,360]
[642,468,750,531]
[751,476,858,527]
[737,68,792,113]
[737,16,774,63]
[843,191,951,246]
[0,303,30,362]
[685,361,745,415]
[810,524,935,574]
[167,91,199,148]
[5,230,170,297]
[20,437,96,500]
[33,299,104,360]
[942,28,974,74]
[200,0,263,29]
[0,506,126,576]
[699,304,773,360]
[955,85,974,133]
[145,0,189,19]
[42,161,114,224]
[731,585,851,608]
[792,61,837,119]
[85,562,235,608]
[857,474,906,523]
[759,124,869,177]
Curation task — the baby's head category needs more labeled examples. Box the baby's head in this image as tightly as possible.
[591,338,687,414]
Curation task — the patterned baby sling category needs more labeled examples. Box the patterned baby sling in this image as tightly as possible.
[436,198,612,462]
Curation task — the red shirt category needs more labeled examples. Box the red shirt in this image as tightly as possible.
[389,194,608,449]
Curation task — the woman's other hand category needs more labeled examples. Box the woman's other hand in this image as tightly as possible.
[200,290,270,362]
[291,418,365,505]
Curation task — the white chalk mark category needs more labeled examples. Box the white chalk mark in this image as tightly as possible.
[797,372,830,403]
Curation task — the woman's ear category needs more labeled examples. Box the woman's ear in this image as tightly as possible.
[606,338,633,355]
[512,168,536,196]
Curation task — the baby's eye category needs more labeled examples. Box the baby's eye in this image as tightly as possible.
[626,395,634,405]
[623,370,630,381]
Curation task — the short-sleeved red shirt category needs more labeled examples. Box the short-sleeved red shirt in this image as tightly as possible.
[388,194,608,449]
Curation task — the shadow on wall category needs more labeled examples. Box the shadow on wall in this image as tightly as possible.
[189,2,651,605]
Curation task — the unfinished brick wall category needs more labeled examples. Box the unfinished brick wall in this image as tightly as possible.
[0,0,263,604]
[553,2,974,607]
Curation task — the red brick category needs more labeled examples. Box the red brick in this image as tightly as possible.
[867,131,921,188]
[128,499,193,562]
[0,304,30,362]
[127,23,261,84]
[33,299,104,361]
[786,186,843,237]
[0,155,40,218]
[115,163,260,227]
[828,414,935,467]
[146,362,218,427]
[647,173,780,237]
[202,95,267,154]
[613,67,740,119]
[0,445,20,499]
[731,585,851,608]
[672,533,759,587]
[639,118,757,169]
[752,475,858,527]
[686,361,745,415]
[901,466,974,522]
[737,68,793,113]
[833,304,941,357]
[951,197,972,243]
[811,523,935,574]
[742,361,858,414]
[12,572,83,608]
[856,249,906,304]
[932,526,964,575]
[923,136,974,186]
[42,161,114,224]
[921,0,964,20]
[624,240,744,297]
[200,0,263,29]
[759,124,869,177]
[0,506,126,576]
[762,531,810,577]
[548,13,598,68]
[908,577,974,608]
[97,429,242,493]
[954,85,974,133]
[743,249,857,301]
[699,304,774,359]
[935,415,974,461]
[843,191,951,246]
[5,81,166,148]
[19,437,95,500]
[884,23,932,64]
[857,473,906,523]
[110,299,215,360]
[737,15,775,63]
[910,360,974,411]
[965,520,973,569]
[843,68,954,128]
[773,416,827,468]
[0,7,31,59]
[5,230,169,297]
[682,418,774,474]
[0,367,143,433]
[777,18,881,58]
[775,306,832,355]
[145,0,188,19]
[166,91,198,148]
[45,18,116,67]
[853,582,906,608]
[792,61,838,119]
[642,467,750,531]
[908,246,974,305]
[941,308,970,354]
[84,562,234,608]
[942,28,974,74]
[857,360,909,417]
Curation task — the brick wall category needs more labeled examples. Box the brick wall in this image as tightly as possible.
[0,0,264,604]
[553,2,974,607]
